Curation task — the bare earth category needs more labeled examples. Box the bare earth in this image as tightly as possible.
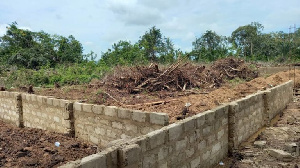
[0,121,97,168]
[32,69,300,123]
[2,68,300,167]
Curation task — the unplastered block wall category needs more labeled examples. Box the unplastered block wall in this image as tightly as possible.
[266,81,293,121]
[0,91,21,126]
[60,145,119,168]
[22,94,73,134]
[119,105,229,168]
[228,80,293,152]
[228,91,264,150]
[74,102,169,147]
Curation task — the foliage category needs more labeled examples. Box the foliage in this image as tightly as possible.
[4,62,111,88]
[0,22,85,69]
[100,41,147,66]
[100,26,181,66]
[230,22,264,58]
[191,30,228,61]
[1,22,300,89]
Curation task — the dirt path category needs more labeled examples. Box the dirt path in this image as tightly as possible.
[0,121,97,168]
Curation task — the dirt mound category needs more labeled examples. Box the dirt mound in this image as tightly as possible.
[103,57,258,93]
[0,120,97,168]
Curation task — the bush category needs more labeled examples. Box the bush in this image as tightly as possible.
[4,62,111,88]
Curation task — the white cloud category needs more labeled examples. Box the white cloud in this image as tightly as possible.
[107,0,164,26]
[19,26,32,31]
[0,0,300,57]
[0,24,8,36]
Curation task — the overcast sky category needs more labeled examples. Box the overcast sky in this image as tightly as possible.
[1,0,300,59]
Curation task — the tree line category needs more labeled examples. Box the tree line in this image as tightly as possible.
[1,22,300,70]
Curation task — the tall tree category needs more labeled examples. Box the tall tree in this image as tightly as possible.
[138,26,164,61]
[100,40,145,66]
[0,22,84,69]
[231,22,264,58]
[192,30,228,61]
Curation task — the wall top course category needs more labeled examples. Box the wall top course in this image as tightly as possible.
[74,101,169,126]
[21,93,72,107]
[0,91,19,98]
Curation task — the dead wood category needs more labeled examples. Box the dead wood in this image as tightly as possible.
[101,57,258,93]
[125,99,178,107]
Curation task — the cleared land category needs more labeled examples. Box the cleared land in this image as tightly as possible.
[32,67,300,122]
[0,120,97,167]
[1,58,300,167]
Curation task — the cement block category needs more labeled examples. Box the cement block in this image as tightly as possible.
[198,140,206,150]
[47,98,53,105]
[195,114,205,128]
[183,117,195,133]
[31,95,37,102]
[212,142,221,154]
[104,106,117,117]
[92,105,104,114]
[26,94,31,101]
[254,141,266,148]
[158,146,168,161]
[60,100,69,108]
[37,96,43,104]
[215,105,227,119]
[148,129,166,149]
[268,148,294,162]
[131,136,148,152]
[176,137,187,151]
[82,104,93,113]
[132,110,146,123]
[112,121,123,129]
[142,154,156,168]
[80,153,107,168]
[204,110,215,125]
[168,123,183,141]
[120,144,141,166]
[74,102,82,111]
[203,125,212,136]
[53,99,60,107]
[149,112,169,126]
[125,124,138,134]
[117,108,131,119]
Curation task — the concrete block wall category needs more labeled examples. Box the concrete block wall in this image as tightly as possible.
[265,81,293,121]
[60,145,119,168]
[119,105,229,168]
[0,80,294,168]
[228,91,265,151]
[74,102,169,146]
[228,81,293,152]
[0,91,21,126]
[22,94,73,134]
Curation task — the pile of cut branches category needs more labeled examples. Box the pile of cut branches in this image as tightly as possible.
[211,58,258,80]
[103,57,258,93]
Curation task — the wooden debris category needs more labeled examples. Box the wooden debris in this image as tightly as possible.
[103,57,258,93]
